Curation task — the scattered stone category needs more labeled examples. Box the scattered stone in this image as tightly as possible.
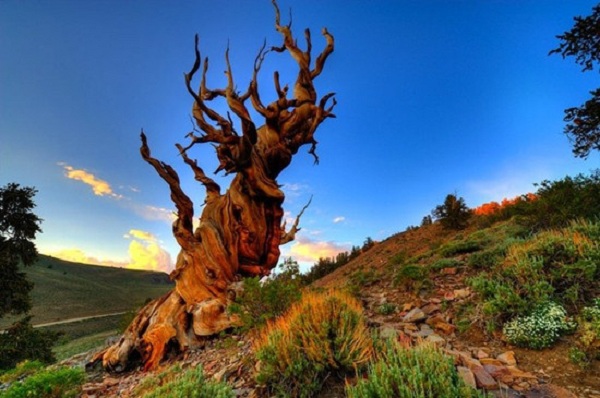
[441,349,459,363]
[476,349,489,359]
[426,314,456,334]
[496,351,517,366]
[457,366,477,389]
[480,358,503,366]
[442,267,458,275]
[471,365,499,390]
[424,334,446,346]
[444,291,455,301]
[402,307,427,323]
[507,366,536,379]
[421,303,440,315]
[453,288,470,299]
[409,324,434,338]
[103,377,120,387]
[482,363,510,379]
[457,351,482,371]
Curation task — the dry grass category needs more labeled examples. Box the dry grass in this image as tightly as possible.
[254,289,373,397]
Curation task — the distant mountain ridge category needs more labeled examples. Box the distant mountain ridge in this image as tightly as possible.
[0,255,173,328]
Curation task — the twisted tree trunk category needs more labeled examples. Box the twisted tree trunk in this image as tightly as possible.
[94,1,335,372]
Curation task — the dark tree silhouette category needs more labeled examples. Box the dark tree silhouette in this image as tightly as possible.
[0,183,42,317]
[432,194,471,230]
[551,4,600,158]
[96,1,335,372]
[0,183,57,370]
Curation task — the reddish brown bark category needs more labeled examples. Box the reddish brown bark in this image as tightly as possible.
[95,1,335,372]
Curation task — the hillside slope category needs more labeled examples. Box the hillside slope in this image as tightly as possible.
[314,220,600,397]
[0,255,173,328]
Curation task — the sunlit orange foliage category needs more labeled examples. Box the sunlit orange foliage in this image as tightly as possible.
[254,290,373,396]
[473,193,537,216]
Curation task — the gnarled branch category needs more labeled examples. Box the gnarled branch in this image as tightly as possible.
[140,132,195,249]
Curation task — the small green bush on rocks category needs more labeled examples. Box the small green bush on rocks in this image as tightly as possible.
[1,364,84,398]
[346,340,485,398]
[139,365,234,398]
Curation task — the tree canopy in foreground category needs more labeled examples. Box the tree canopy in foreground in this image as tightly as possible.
[551,4,600,158]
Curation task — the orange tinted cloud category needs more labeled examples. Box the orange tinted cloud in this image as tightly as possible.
[287,237,350,263]
[60,163,120,198]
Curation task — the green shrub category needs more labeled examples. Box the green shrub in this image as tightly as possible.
[430,258,462,271]
[388,251,408,266]
[467,249,501,269]
[1,365,84,398]
[255,290,373,397]
[229,261,302,331]
[377,303,397,315]
[394,264,428,291]
[505,224,599,304]
[439,240,482,257]
[0,360,44,383]
[569,347,589,368]
[574,298,600,361]
[519,171,600,230]
[346,341,485,398]
[0,317,60,370]
[470,220,600,327]
[346,269,378,296]
[136,365,234,398]
[502,302,576,349]
[468,275,527,327]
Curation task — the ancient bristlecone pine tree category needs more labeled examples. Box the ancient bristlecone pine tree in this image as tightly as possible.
[96,2,335,372]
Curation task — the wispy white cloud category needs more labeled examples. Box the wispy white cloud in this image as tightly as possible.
[132,204,175,224]
[59,162,122,199]
[281,182,310,199]
[333,216,345,224]
[465,162,550,205]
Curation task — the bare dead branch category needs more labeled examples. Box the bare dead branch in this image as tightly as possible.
[311,28,334,79]
[176,143,221,201]
[140,131,195,248]
[280,196,312,244]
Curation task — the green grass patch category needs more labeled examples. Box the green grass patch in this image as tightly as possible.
[439,240,483,257]
[53,330,117,361]
[134,364,233,398]
[394,264,429,292]
[0,363,84,398]
[0,255,173,329]
[430,258,462,271]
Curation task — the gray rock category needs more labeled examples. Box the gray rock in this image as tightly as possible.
[402,307,427,323]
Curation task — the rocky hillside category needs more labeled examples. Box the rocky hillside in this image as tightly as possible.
[313,221,600,398]
[73,218,600,398]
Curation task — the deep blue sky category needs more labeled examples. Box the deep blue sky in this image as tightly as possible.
[1,1,598,272]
